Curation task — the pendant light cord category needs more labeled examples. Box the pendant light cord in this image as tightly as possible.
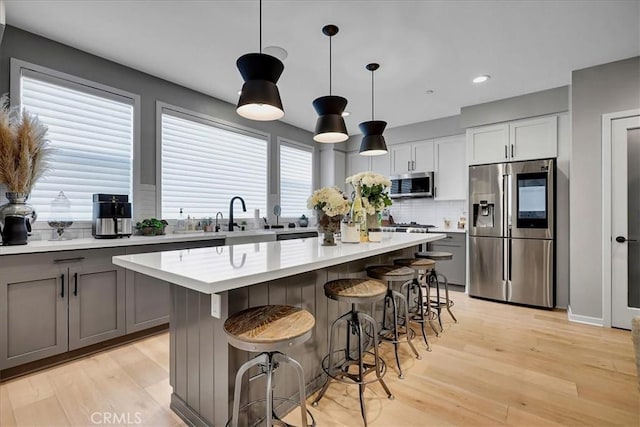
[259,0,262,52]
[329,34,332,95]
[371,69,375,120]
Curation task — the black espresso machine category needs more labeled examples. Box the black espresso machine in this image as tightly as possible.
[92,194,132,238]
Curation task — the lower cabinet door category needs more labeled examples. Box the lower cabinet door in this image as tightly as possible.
[68,250,126,351]
[0,255,68,369]
[124,245,171,334]
[125,271,170,333]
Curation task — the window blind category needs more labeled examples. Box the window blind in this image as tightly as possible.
[21,73,134,221]
[279,143,313,217]
[161,111,268,219]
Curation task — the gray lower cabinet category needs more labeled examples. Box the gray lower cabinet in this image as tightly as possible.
[67,249,126,351]
[428,232,467,287]
[124,239,225,334]
[0,248,126,369]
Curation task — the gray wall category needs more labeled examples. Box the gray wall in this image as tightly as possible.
[570,56,640,320]
[460,86,569,128]
[0,25,314,198]
[345,114,464,152]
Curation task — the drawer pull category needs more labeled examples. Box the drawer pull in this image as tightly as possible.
[54,257,84,264]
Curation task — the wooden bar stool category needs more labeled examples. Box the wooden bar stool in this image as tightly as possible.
[224,305,316,427]
[366,265,421,379]
[312,278,393,427]
[415,251,458,330]
[393,257,440,347]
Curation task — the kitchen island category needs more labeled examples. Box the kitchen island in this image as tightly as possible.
[112,233,445,426]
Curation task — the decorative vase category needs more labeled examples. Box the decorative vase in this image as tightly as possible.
[316,208,342,246]
[350,184,368,242]
[366,212,382,230]
[0,193,37,245]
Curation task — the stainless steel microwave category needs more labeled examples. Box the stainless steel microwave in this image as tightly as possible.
[390,172,434,198]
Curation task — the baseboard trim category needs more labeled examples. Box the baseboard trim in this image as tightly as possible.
[567,305,604,327]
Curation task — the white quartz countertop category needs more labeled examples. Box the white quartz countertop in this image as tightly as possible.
[0,228,316,256]
[112,233,446,295]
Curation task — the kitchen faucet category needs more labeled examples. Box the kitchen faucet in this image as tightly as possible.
[228,196,246,231]
[215,212,223,232]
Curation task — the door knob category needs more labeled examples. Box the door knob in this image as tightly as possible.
[615,235,638,243]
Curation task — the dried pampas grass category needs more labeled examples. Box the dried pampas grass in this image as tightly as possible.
[0,95,52,194]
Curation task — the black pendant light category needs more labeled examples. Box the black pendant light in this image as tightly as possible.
[236,0,284,121]
[359,63,388,156]
[312,24,348,143]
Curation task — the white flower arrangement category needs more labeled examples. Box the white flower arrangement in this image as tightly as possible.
[346,171,392,213]
[307,186,351,217]
[346,171,392,189]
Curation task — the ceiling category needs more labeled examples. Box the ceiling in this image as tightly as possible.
[5,0,640,134]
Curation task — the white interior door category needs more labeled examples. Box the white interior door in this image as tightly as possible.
[611,115,640,329]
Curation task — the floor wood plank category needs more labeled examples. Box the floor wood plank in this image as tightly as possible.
[1,294,637,426]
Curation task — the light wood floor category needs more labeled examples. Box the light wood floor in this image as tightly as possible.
[1,294,638,426]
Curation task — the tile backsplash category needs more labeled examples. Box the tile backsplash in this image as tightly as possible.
[388,198,467,228]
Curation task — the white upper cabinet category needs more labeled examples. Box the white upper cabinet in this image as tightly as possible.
[510,116,558,161]
[390,143,413,174]
[466,115,558,165]
[466,123,509,165]
[413,141,435,172]
[390,140,434,175]
[346,151,391,181]
[434,135,466,200]
[370,153,390,177]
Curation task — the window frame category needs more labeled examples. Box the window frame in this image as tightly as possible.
[277,137,316,219]
[9,58,141,225]
[156,101,272,219]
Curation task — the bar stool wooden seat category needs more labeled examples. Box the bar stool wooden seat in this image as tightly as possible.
[224,305,315,427]
[312,278,393,427]
[415,251,458,330]
[366,265,421,379]
[393,258,440,346]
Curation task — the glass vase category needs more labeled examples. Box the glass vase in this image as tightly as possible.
[316,208,342,246]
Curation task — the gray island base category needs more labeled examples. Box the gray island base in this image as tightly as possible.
[112,234,445,426]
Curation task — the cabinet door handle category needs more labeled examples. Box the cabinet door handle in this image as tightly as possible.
[54,257,84,264]
[504,145,508,159]
[407,160,410,171]
[60,274,65,298]
[412,160,415,170]
[511,144,514,158]
[73,272,78,296]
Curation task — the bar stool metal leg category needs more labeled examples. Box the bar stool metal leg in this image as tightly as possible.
[231,353,267,427]
[440,273,458,323]
[276,353,310,427]
[382,288,420,379]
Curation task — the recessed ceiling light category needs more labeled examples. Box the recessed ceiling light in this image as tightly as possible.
[263,46,288,61]
[473,75,490,84]
[342,111,350,117]
[425,90,434,95]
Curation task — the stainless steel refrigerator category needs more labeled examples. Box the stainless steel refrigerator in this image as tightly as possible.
[469,159,555,308]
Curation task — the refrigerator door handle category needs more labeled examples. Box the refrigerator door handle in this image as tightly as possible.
[502,238,508,300]
[507,238,512,301]
[506,174,513,238]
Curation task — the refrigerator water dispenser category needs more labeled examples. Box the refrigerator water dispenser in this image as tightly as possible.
[473,200,494,228]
